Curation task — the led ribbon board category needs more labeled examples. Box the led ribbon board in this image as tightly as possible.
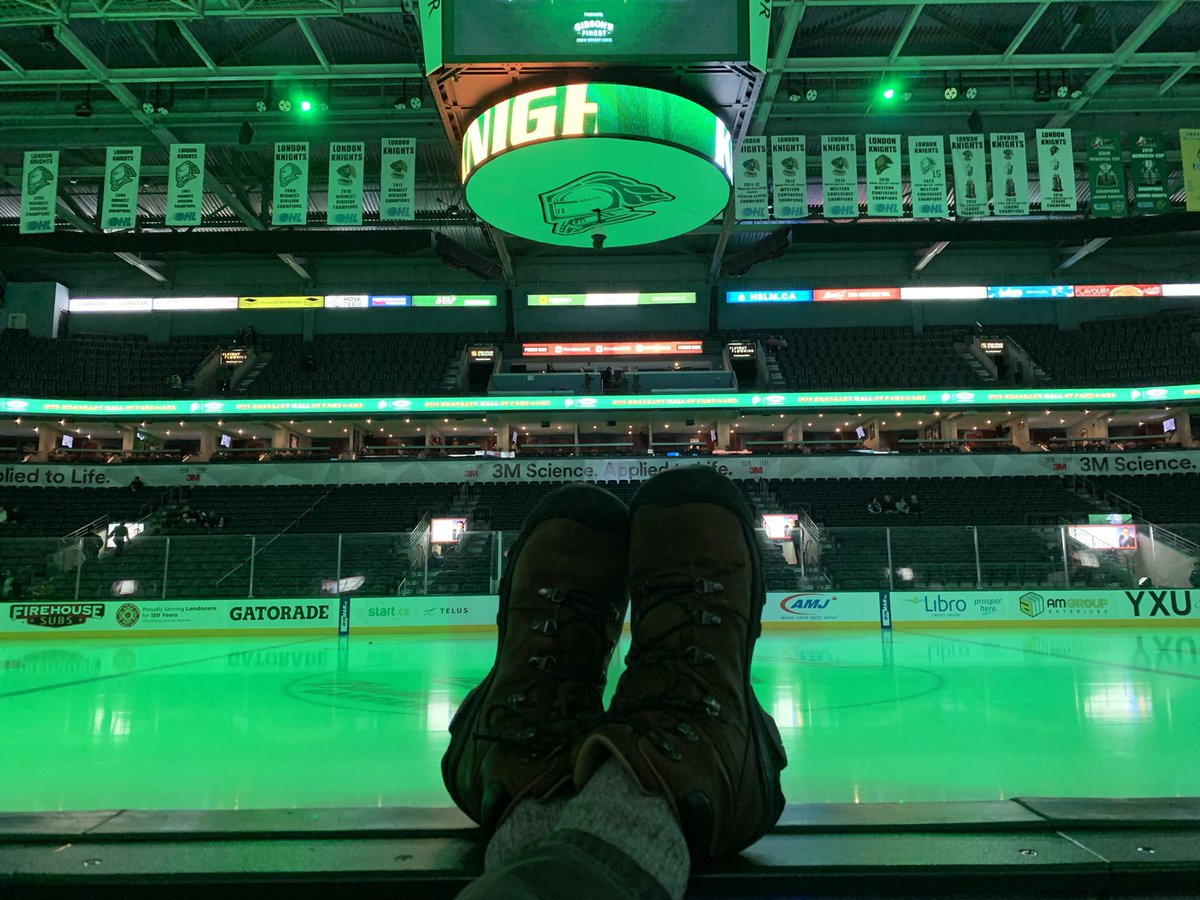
[462,84,733,248]
[3,384,1197,418]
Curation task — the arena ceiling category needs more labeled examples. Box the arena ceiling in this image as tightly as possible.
[0,0,1199,282]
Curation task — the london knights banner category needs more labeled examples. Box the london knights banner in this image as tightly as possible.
[380,138,416,221]
[1086,132,1127,218]
[1181,128,1200,213]
[820,134,858,218]
[3,450,1197,491]
[908,135,948,218]
[949,134,988,218]
[1130,133,1171,214]
[19,149,58,234]
[1036,128,1076,212]
[734,135,768,220]
[101,146,141,232]
[864,134,902,217]
[165,143,205,227]
[327,141,365,226]
[770,135,807,219]
[272,142,309,226]
[990,132,1030,216]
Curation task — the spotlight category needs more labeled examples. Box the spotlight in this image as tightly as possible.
[74,101,92,118]
[319,101,329,112]
[141,101,155,115]
[900,90,913,101]
[155,105,169,115]
[393,97,406,110]
[278,99,292,112]
[965,86,978,100]
[944,86,958,100]
[299,99,313,112]
[1070,87,1084,99]
[788,93,802,102]
[805,88,818,101]
[255,99,267,112]
[408,96,422,109]
[1056,84,1069,98]
[882,86,896,100]
[238,119,255,145]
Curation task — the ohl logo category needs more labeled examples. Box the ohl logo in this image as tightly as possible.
[780,593,834,616]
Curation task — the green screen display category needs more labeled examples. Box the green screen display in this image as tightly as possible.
[447,0,742,62]
[527,292,696,307]
[410,295,497,307]
[2,384,1197,418]
[463,84,732,248]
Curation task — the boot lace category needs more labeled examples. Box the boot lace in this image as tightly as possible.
[613,575,738,761]
[476,585,622,762]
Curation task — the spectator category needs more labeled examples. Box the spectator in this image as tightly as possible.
[881,494,896,513]
[1190,563,1200,589]
[0,506,7,525]
[895,496,910,514]
[866,497,882,515]
[908,494,921,515]
[129,476,145,493]
[216,364,233,393]
[7,507,24,527]
[765,335,781,352]
[111,521,129,556]
[0,569,13,600]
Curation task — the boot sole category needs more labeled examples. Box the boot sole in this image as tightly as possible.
[629,467,788,854]
[441,483,630,828]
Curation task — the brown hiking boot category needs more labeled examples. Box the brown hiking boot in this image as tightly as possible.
[575,467,787,859]
[442,483,630,832]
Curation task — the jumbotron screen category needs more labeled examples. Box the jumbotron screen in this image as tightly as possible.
[446,0,742,62]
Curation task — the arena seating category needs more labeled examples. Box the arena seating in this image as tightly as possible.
[1006,310,1200,387]
[248,332,482,397]
[0,330,217,399]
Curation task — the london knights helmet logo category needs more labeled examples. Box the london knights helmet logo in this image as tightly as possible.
[539,171,674,237]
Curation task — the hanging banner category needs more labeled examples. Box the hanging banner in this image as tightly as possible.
[326,141,365,226]
[1181,128,1200,213]
[908,135,948,218]
[19,149,58,234]
[820,134,858,218]
[165,143,205,227]
[101,146,141,232]
[770,135,808,219]
[949,134,988,218]
[1130,133,1171,214]
[990,132,1029,216]
[271,142,309,226]
[1036,128,1076,212]
[380,138,416,221]
[734,135,769,220]
[864,133,902,217]
[1085,133,1127,218]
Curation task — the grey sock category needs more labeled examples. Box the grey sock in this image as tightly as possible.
[557,759,691,900]
[484,794,569,871]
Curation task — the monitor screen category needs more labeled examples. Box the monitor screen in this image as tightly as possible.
[219,433,233,449]
[447,0,742,62]
[761,514,799,540]
[855,426,866,439]
[1069,524,1138,550]
[1088,513,1132,525]
[60,434,74,449]
[105,522,145,549]
[1163,417,1176,433]
[431,517,468,543]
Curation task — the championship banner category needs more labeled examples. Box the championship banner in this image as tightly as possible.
[734,135,769,220]
[101,146,141,232]
[820,134,858,218]
[949,134,988,218]
[380,138,416,221]
[990,132,1029,215]
[271,142,309,226]
[908,135,948,218]
[165,143,205,227]
[327,141,365,226]
[19,149,58,234]
[1181,128,1200,213]
[769,135,808,219]
[1130,133,1171,214]
[1036,128,1076,212]
[1085,133,1127,218]
[864,133,902,217]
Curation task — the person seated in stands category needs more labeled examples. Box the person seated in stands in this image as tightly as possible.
[1190,562,1200,589]
[895,496,910,514]
[866,496,882,515]
[765,335,781,352]
[880,494,896,513]
[6,506,24,527]
[907,494,921,515]
[129,476,145,493]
